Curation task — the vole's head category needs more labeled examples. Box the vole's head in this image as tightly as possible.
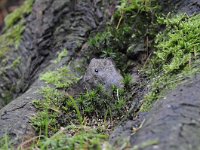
[83,58,124,90]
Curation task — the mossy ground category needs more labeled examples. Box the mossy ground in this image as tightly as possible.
[30,58,133,149]
[1,0,199,149]
[88,0,158,72]
[30,125,109,150]
[141,14,200,111]
[24,1,159,149]
[0,0,34,60]
[32,11,200,149]
[25,1,159,149]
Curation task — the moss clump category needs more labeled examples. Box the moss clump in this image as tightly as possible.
[40,66,80,89]
[11,57,21,69]
[0,0,35,60]
[31,85,128,135]
[0,22,25,59]
[88,0,158,72]
[31,85,129,149]
[32,65,130,148]
[33,125,108,150]
[4,0,35,29]
[32,54,131,147]
[54,48,68,64]
[141,14,200,111]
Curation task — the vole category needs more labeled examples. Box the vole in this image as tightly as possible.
[67,58,124,96]
[83,58,124,90]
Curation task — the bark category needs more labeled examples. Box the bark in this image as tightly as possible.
[130,75,200,150]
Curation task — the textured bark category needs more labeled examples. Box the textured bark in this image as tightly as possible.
[130,75,200,150]
[158,0,200,15]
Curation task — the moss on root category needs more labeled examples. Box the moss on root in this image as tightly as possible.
[0,22,25,59]
[4,0,35,30]
[141,14,200,111]
[0,0,35,60]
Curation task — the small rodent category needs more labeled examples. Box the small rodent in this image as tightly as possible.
[83,58,124,90]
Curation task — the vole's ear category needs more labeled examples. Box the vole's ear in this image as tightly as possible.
[89,58,96,65]
[90,58,98,64]
[92,58,97,60]
[104,58,115,65]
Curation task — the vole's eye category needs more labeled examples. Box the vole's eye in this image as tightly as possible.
[94,69,98,73]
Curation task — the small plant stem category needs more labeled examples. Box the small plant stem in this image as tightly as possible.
[5,134,8,150]
[116,12,124,29]
[69,96,83,125]
[18,136,44,150]
[116,89,120,101]
[45,109,49,137]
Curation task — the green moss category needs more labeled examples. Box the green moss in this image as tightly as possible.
[31,87,65,135]
[116,0,158,17]
[0,22,25,59]
[31,85,128,134]
[0,134,12,150]
[3,91,14,105]
[31,85,135,150]
[0,57,21,74]
[54,48,68,64]
[0,0,34,60]
[31,84,129,148]
[33,125,108,150]
[30,1,160,148]
[141,14,200,111]
[4,0,35,29]
[40,66,80,89]
[88,0,158,71]
[12,57,21,69]
[32,62,131,138]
